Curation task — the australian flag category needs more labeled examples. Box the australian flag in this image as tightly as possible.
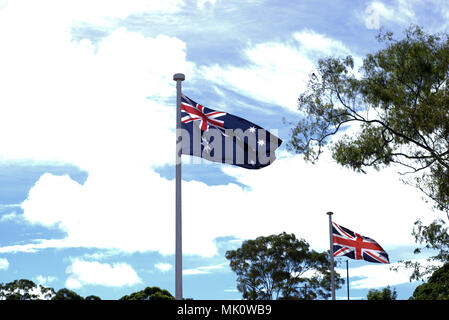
[332,222,389,264]
[179,94,282,169]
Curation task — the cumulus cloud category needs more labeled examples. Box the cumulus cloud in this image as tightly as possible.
[0,150,439,258]
[0,0,441,262]
[200,30,358,112]
[0,0,195,257]
[0,21,193,169]
[65,259,141,289]
[0,0,194,171]
[20,171,176,255]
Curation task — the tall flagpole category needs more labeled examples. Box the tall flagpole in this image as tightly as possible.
[327,211,336,300]
[174,73,185,300]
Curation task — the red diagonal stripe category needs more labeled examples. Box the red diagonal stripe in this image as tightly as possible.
[334,247,349,257]
[365,250,389,264]
[205,117,225,128]
[182,104,208,130]
[181,103,225,130]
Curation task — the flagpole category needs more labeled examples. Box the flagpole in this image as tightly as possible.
[327,211,336,300]
[346,260,350,300]
[174,73,185,300]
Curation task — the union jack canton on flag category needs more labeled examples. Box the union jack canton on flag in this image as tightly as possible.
[180,94,282,169]
[332,222,389,264]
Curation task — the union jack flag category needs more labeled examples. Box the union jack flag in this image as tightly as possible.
[332,222,389,264]
[180,94,282,169]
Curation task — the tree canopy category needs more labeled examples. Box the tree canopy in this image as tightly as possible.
[119,286,174,300]
[366,286,397,300]
[395,218,449,280]
[288,25,449,215]
[0,279,175,300]
[0,279,55,300]
[52,288,84,300]
[411,262,449,300]
[288,25,449,283]
[225,232,343,300]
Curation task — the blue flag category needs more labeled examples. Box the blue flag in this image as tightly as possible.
[180,94,282,169]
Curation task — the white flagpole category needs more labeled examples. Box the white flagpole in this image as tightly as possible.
[174,73,185,300]
[327,211,336,300]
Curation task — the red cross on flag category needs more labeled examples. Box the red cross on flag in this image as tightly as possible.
[181,99,226,131]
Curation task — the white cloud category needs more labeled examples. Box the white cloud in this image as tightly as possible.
[19,170,176,255]
[219,152,438,252]
[0,239,75,254]
[339,258,442,289]
[292,30,350,56]
[361,1,416,30]
[0,22,193,169]
[200,30,357,112]
[0,211,22,223]
[155,262,173,273]
[0,0,443,263]
[35,275,57,286]
[0,150,440,258]
[0,258,9,270]
[82,250,123,261]
[65,259,142,289]
[0,0,184,28]
[0,0,194,259]
[183,263,228,276]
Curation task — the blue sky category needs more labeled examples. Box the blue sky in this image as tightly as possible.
[0,0,448,300]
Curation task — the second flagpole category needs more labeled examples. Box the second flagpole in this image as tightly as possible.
[327,211,336,300]
[174,73,185,300]
[346,260,350,300]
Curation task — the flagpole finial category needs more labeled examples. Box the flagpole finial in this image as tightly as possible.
[327,211,333,216]
[173,73,185,81]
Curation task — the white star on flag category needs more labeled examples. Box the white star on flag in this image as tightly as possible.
[201,136,212,154]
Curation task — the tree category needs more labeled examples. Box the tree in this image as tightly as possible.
[411,262,449,299]
[0,279,55,300]
[395,218,449,281]
[52,288,84,300]
[288,25,449,215]
[366,286,397,300]
[288,25,449,282]
[225,232,343,300]
[0,279,175,300]
[119,286,174,300]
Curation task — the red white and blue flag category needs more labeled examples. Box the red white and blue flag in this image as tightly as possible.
[180,94,282,169]
[332,222,389,264]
